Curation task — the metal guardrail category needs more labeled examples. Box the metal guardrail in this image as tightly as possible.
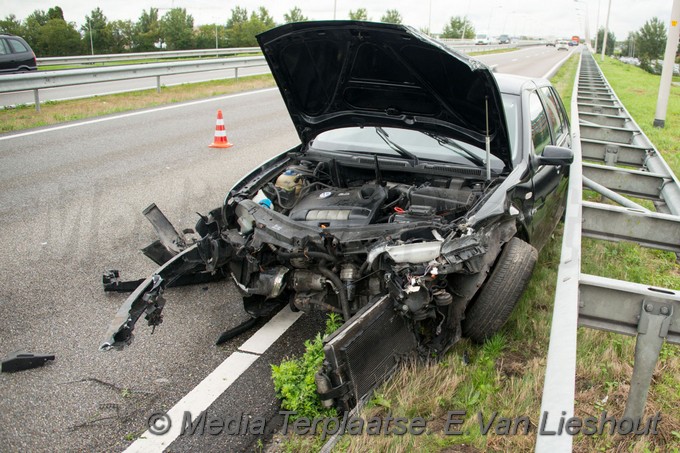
[36,47,261,66]
[0,56,268,111]
[536,51,680,452]
[438,39,544,54]
[1,40,546,111]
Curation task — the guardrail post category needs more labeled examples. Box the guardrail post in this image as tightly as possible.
[33,89,40,112]
[623,299,673,420]
[156,76,161,93]
[235,67,239,82]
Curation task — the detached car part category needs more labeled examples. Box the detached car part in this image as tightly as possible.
[100,21,573,411]
[1,351,55,372]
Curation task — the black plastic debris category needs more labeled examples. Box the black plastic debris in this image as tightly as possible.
[1,351,55,372]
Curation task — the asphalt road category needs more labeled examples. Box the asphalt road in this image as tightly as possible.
[0,45,577,452]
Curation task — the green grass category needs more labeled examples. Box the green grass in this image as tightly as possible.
[275,52,680,453]
[468,47,520,57]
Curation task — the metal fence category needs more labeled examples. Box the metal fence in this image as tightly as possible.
[536,50,680,452]
[36,47,261,67]
[0,56,268,111]
[2,41,545,111]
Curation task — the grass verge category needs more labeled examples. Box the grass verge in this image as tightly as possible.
[0,74,275,134]
[274,52,680,452]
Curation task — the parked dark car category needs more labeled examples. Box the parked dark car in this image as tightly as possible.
[0,34,36,74]
[100,21,573,411]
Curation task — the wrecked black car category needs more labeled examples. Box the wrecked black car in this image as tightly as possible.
[100,21,573,411]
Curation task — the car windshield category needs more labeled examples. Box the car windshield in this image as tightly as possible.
[310,127,505,171]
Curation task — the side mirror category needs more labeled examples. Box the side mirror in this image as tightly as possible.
[537,145,574,166]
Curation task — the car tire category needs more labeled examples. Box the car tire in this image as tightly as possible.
[462,237,538,343]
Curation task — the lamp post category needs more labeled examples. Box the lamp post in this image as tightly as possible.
[600,0,611,61]
[334,0,337,20]
[87,18,94,55]
[653,0,680,128]
[593,0,600,53]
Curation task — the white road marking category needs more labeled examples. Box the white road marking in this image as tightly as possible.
[542,51,576,79]
[239,308,302,354]
[123,306,303,453]
[0,87,278,142]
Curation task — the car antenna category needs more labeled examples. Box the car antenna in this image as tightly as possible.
[484,95,491,181]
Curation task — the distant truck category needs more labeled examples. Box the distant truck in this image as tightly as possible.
[570,35,580,46]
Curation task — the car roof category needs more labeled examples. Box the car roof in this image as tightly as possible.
[493,73,547,95]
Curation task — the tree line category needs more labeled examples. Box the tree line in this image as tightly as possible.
[0,6,413,57]
[619,17,680,72]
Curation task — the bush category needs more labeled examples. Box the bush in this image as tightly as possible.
[271,313,342,420]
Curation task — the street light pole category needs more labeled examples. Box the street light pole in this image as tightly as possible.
[334,0,337,20]
[653,0,680,128]
[600,0,611,61]
[87,19,94,56]
[593,0,601,53]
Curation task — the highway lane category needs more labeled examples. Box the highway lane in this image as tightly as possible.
[0,47,577,452]
[0,45,576,107]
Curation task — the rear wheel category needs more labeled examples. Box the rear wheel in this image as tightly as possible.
[462,237,538,343]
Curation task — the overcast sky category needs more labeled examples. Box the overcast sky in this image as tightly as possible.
[3,0,676,40]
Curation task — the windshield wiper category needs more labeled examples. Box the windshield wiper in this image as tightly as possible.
[423,132,486,168]
[375,127,419,165]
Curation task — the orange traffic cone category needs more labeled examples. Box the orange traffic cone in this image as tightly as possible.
[208,109,233,149]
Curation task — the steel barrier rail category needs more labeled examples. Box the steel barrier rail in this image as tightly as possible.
[36,47,261,66]
[0,56,268,111]
[34,41,543,67]
[536,51,680,452]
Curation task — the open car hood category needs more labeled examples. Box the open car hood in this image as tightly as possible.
[257,21,512,169]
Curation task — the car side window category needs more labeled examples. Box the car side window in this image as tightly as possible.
[540,87,567,145]
[0,39,10,55]
[8,39,28,53]
[529,91,551,155]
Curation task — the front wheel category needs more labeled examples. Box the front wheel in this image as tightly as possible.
[462,237,538,343]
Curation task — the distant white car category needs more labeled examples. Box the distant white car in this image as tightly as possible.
[556,40,569,51]
[475,34,490,45]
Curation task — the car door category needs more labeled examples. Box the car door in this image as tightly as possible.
[527,88,570,251]
[0,39,13,73]
[7,38,33,70]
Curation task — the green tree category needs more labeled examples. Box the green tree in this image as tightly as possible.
[595,27,616,56]
[284,6,308,23]
[47,7,64,21]
[256,7,276,28]
[636,17,666,65]
[23,10,50,48]
[195,24,226,48]
[134,8,160,51]
[441,16,475,39]
[37,18,81,56]
[226,6,276,47]
[82,8,112,54]
[161,8,195,50]
[109,20,135,53]
[0,14,25,35]
[621,31,638,58]
[348,8,369,21]
[226,6,248,29]
[380,9,402,24]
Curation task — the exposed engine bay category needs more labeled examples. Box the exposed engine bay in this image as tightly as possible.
[100,149,517,410]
